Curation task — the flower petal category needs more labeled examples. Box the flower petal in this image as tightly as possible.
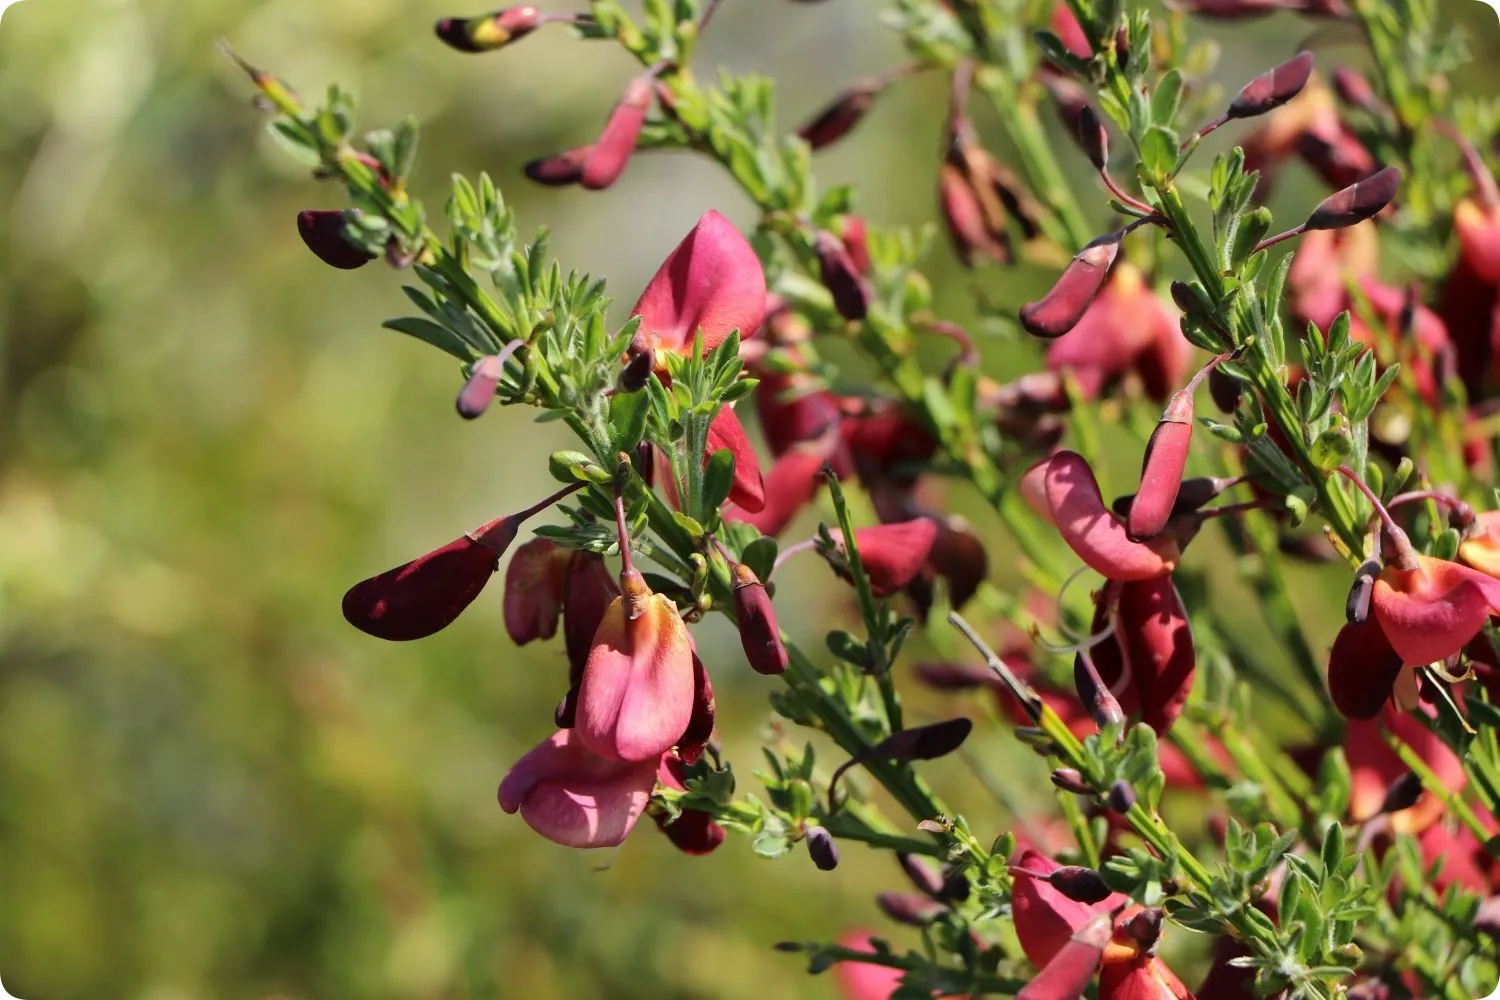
[707,406,766,512]
[1098,958,1194,1000]
[1327,616,1403,720]
[833,933,905,1000]
[1346,705,1463,833]
[1090,577,1196,733]
[1043,452,1178,581]
[1016,915,1112,1000]
[1009,848,1124,968]
[852,520,940,597]
[631,210,767,354]
[1373,555,1500,666]
[726,444,824,537]
[497,729,659,848]
[576,592,697,762]
[504,537,569,645]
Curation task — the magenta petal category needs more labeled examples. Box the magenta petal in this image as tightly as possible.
[833,933,905,1000]
[728,445,824,537]
[1009,848,1125,968]
[1373,556,1500,665]
[497,729,660,848]
[1043,452,1177,581]
[706,407,766,512]
[630,210,768,354]
[576,594,697,762]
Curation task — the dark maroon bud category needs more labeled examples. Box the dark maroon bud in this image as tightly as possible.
[1050,768,1092,795]
[1112,476,1233,519]
[868,718,973,762]
[1378,771,1423,815]
[838,215,873,275]
[434,6,544,53]
[617,344,655,393]
[1042,75,1092,141]
[657,806,727,855]
[1305,166,1402,231]
[554,687,578,728]
[1346,557,1381,623]
[938,866,970,903]
[898,853,947,898]
[1015,914,1111,1000]
[1332,67,1383,114]
[1019,232,1121,338]
[1113,25,1130,72]
[457,354,506,419]
[815,230,873,321]
[1208,367,1242,413]
[732,563,789,675]
[1076,105,1109,171]
[1227,51,1316,119]
[1475,895,1500,938]
[1106,780,1136,813]
[581,76,653,191]
[796,78,885,151]
[913,661,998,691]
[876,891,944,925]
[1126,390,1195,541]
[1122,908,1164,951]
[564,552,618,685]
[1074,651,1126,730]
[297,209,374,270]
[805,826,840,871]
[676,655,717,765]
[1046,866,1113,904]
[524,146,592,187]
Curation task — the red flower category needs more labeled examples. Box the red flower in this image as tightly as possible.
[497,728,660,848]
[1034,452,1181,581]
[845,520,941,597]
[653,756,726,855]
[1088,577,1196,734]
[503,537,570,645]
[1345,706,1463,835]
[1045,264,1190,404]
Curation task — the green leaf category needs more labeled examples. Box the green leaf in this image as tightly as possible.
[702,446,736,515]
[382,317,473,361]
[740,535,778,584]
[610,389,651,453]
[1153,70,1185,126]
[1138,125,1180,185]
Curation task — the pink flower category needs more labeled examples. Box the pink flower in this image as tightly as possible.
[503,537,570,645]
[498,728,660,848]
[833,933,907,1000]
[1037,451,1180,581]
[1088,577,1196,734]
[1045,264,1190,404]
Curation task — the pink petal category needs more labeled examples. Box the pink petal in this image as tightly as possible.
[630,210,768,354]
[576,592,697,762]
[1372,555,1500,666]
[726,444,825,537]
[852,520,940,596]
[1043,452,1177,581]
[1090,577,1196,733]
[1009,848,1125,968]
[497,729,660,848]
[503,537,569,645]
[833,933,905,1000]
[707,407,765,512]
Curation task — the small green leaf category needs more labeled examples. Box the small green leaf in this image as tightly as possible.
[1138,125,1180,185]
[1153,70,1185,126]
[702,446,736,515]
[382,317,473,360]
[610,388,651,453]
[1309,429,1353,471]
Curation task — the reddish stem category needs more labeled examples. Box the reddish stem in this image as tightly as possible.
[1386,490,1476,530]
[1335,466,1418,570]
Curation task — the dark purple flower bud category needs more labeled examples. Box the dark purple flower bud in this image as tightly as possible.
[1046,866,1114,904]
[1076,105,1109,171]
[1050,768,1092,795]
[797,78,885,151]
[1208,367,1242,413]
[1123,908,1164,952]
[1227,51,1316,119]
[1378,771,1423,815]
[524,146,592,187]
[1305,166,1402,231]
[1019,232,1121,339]
[456,354,506,418]
[1332,67,1383,114]
[297,209,374,270]
[1074,651,1126,730]
[1126,390,1195,542]
[1015,914,1111,1000]
[913,661,998,691]
[1106,780,1136,813]
[1114,25,1131,72]
[732,563,789,675]
[657,806,727,855]
[1346,557,1381,624]
[581,76,653,191]
[1042,75,1092,142]
[617,343,655,393]
[806,826,840,871]
[898,853,946,897]
[868,718,973,762]
[1112,476,1234,520]
[939,866,970,903]
[815,230,873,321]
[876,891,944,925]
[434,6,544,53]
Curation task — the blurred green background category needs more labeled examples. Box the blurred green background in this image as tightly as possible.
[0,1,1496,998]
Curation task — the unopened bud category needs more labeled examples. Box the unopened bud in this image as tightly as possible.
[1076,105,1109,171]
[1227,51,1316,119]
[296,209,374,270]
[617,345,654,393]
[1332,68,1383,114]
[1305,166,1402,231]
[1019,232,1121,338]
[898,853,946,898]
[1208,367,1242,413]
[797,78,885,151]
[1122,908,1164,952]
[1050,768,1092,795]
[457,354,506,419]
[815,230,873,320]
[868,718,973,762]
[1074,652,1126,730]
[1126,397,1195,541]
[876,891,944,925]
[1378,770,1423,815]
[1106,780,1136,813]
[581,76,653,191]
[434,6,544,53]
[1046,866,1113,904]
[732,563,789,675]
[524,146,591,187]
[806,826,840,871]
[913,661,998,691]
[1346,558,1381,623]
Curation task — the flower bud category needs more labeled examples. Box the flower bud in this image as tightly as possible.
[797,78,885,151]
[581,76,653,191]
[1050,768,1092,795]
[1122,908,1164,951]
[434,6,544,53]
[876,891,944,925]
[838,215,873,275]
[814,230,872,321]
[1111,476,1233,520]
[939,865,970,903]
[1075,105,1109,171]
[1074,651,1126,730]
[1346,557,1380,624]
[1227,51,1316,119]
[456,353,507,419]
[1126,390,1195,542]
[1332,67,1383,114]
[913,661,997,691]
[806,826,840,871]
[1208,367,1242,412]
[898,853,947,898]
[617,343,655,393]
[1378,770,1423,815]
[868,717,973,762]
[297,209,374,269]
[732,563,789,675]
[1106,780,1136,813]
[524,146,592,187]
[1305,166,1401,231]
[1019,232,1121,339]
[1044,866,1113,904]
